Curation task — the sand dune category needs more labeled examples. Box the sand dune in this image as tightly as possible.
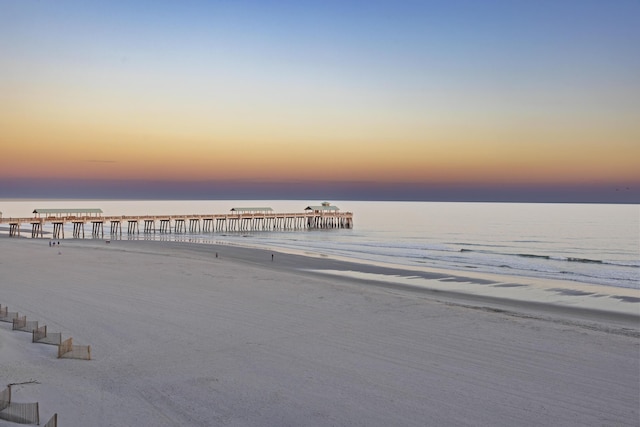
[1,238,638,426]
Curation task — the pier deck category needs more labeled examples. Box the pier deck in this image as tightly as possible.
[0,209,353,239]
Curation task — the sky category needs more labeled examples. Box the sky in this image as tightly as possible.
[1,0,639,202]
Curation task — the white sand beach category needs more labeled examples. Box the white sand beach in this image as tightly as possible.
[1,238,638,426]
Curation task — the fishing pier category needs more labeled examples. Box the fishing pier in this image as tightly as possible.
[0,203,353,239]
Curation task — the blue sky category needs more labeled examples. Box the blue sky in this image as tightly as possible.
[1,0,638,202]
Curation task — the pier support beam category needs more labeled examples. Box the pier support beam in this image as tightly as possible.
[144,220,156,233]
[73,221,86,238]
[9,223,21,237]
[31,222,43,238]
[92,221,104,238]
[127,220,139,235]
[175,219,186,233]
[159,219,171,233]
[110,221,122,237]
[52,222,65,239]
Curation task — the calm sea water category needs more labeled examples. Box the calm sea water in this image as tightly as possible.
[1,200,638,290]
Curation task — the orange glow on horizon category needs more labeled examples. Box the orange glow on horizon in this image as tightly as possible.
[1,89,639,187]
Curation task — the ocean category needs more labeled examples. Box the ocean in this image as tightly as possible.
[1,200,638,290]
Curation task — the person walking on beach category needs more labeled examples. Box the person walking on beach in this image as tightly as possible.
[271,253,274,262]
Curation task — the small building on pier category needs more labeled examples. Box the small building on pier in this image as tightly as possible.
[304,202,340,213]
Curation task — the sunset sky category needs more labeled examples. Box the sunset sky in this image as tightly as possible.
[1,0,638,202]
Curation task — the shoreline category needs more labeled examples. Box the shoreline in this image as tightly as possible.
[92,239,640,324]
[3,237,639,326]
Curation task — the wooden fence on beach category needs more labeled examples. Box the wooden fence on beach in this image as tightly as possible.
[1,304,91,360]
[0,385,40,425]
[58,337,91,360]
[1,303,85,425]
[0,306,18,322]
[0,384,57,426]
[12,316,39,333]
[33,325,62,346]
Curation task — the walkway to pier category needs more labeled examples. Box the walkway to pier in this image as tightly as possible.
[0,203,353,239]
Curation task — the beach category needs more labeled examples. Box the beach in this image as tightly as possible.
[1,238,638,426]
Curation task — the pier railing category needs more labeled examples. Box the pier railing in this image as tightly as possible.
[0,210,353,238]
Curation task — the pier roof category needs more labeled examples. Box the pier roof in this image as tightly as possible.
[230,207,274,213]
[305,204,340,212]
